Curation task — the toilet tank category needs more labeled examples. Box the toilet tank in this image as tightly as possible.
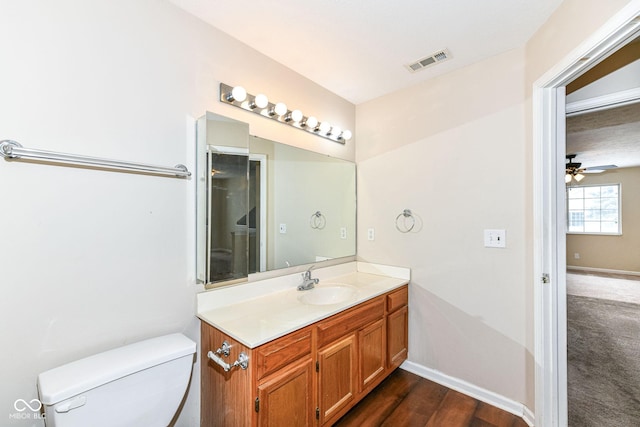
[37,333,196,427]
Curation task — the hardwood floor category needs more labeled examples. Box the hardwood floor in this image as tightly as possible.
[334,369,528,427]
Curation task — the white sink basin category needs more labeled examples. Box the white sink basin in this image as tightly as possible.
[298,284,356,306]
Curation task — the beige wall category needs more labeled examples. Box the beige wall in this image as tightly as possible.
[567,167,640,272]
[2,0,637,423]
[0,1,354,426]
[357,47,531,406]
[357,0,637,412]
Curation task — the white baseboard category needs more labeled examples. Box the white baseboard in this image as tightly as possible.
[400,361,534,427]
[567,265,640,277]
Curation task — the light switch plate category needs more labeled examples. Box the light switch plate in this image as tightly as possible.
[279,224,287,234]
[484,229,506,248]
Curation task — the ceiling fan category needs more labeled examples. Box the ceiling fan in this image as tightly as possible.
[565,154,617,183]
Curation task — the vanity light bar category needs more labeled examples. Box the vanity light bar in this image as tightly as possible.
[219,83,353,144]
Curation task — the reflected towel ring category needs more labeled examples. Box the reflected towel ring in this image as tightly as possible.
[310,211,326,229]
[395,209,415,233]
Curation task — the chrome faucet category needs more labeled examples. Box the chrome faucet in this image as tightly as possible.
[297,266,319,291]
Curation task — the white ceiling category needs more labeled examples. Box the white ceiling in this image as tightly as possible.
[567,102,640,170]
[169,0,564,104]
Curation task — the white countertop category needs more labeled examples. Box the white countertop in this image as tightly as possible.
[197,262,410,348]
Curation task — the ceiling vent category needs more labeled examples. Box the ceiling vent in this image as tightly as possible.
[406,49,451,73]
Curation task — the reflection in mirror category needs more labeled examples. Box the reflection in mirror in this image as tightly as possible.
[207,152,249,282]
[250,136,356,271]
[197,112,356,288]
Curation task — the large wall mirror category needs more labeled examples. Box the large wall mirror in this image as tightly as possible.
[196,112,356,287]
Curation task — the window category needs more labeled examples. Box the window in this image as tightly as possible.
[567,184,620,234]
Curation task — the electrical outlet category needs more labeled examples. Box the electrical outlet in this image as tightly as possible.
[574,252,580,259]
[279,224,287,234]
[484,229,506,248]
[367,228,375,241]
[340,227,347,239]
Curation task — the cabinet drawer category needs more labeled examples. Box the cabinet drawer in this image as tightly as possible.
[317,297,384,348]
[387,286,408,313]
[256,327,312,380]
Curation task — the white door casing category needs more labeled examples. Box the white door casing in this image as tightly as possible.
[533,3,640,426]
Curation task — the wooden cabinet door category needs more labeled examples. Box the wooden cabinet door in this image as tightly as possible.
[359,318,386,392]
[387,305,408,368]
[318,334,356,424]
[256,357,314,427]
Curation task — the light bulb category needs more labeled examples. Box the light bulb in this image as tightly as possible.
[291,109,303,123]
[253,94,269,109]
[305,116,318,129]
[565,174,572,183]
[331,126,342,137]
[229,86,247,102]
[274,102,288,116]
[319,122,331,134]
[342,130,353,141]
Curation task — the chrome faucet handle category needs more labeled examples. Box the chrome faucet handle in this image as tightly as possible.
[303,265,315,279]
[298,265,318,290]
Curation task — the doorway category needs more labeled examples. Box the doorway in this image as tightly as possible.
[533,7,640,427]
[565,79,640,424]
[249,154,267,273]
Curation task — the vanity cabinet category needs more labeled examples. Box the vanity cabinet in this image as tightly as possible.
[387,286,409,368]
[201,284,408,426]
[317,335,356,424]
[359,318,386,391]
[255,327,315,426]
[256,357,315,426]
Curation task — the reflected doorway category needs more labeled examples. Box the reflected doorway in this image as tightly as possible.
[206,151,267,282]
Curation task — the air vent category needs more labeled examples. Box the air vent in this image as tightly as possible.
[406,49,451,73]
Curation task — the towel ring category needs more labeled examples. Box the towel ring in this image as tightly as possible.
[310,211,326,229]
[395,209,415,233]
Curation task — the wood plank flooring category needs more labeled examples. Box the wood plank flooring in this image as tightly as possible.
[334,369,528,427]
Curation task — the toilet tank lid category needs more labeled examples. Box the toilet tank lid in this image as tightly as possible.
[37,333,196,405]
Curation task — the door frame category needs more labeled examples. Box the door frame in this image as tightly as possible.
[533,4,640,426]
[250,153,268,272]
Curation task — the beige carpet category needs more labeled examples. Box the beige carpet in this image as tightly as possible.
[567,271,640,427]
[567,271,640,304]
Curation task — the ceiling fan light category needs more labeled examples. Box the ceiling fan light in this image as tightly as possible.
[574,173,585,182]
[565,174,572,184]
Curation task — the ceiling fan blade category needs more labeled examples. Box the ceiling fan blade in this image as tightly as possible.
[584,164,617,172]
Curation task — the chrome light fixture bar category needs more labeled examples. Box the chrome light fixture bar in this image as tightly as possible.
[219,83,353,144]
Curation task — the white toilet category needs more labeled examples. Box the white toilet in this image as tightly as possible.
[37,333,196,427]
